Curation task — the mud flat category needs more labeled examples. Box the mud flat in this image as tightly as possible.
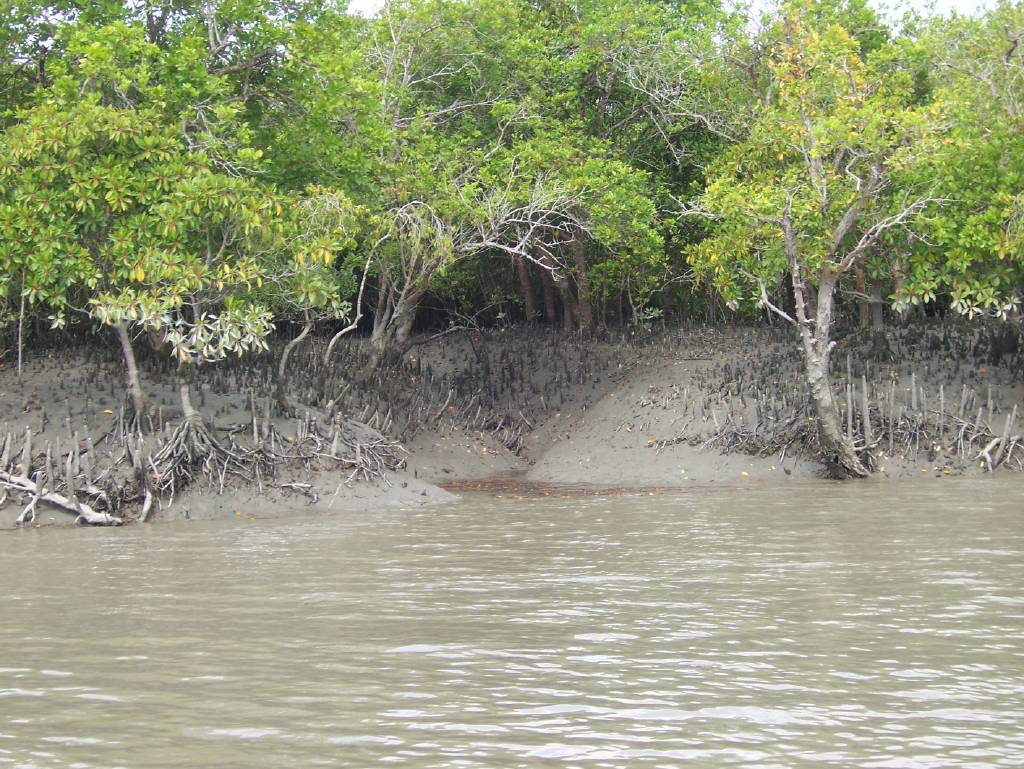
[2,320,1022,527]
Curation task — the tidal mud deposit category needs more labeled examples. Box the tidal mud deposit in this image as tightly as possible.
[1,320,1023,527]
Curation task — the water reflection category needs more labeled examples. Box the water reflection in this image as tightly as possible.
[1,478,1023,767]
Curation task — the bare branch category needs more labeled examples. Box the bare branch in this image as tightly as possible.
[324,251,375,365]
[754,274,797,326]
[837,195,950,272]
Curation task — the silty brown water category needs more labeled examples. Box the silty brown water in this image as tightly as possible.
[1,477,1023,767]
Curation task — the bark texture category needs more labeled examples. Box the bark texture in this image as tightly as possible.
[854,264,870,329]
[572,242,593,334]
[515,256,538,322]
[541,266,558,324]
[177,364,200,422]
[784,217,868,478]
[114,322,147,419]
[868,279,885,330]
[276,315,312,413]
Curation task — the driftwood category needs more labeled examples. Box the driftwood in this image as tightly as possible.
[1,406,408,526]
[0,471,122,526]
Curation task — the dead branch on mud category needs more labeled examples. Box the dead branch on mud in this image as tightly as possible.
[1,394,407,525]
[0,470,123,526]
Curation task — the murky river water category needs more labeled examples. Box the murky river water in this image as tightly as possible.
[2,478,1023,768]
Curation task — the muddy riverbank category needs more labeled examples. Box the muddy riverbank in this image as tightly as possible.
[2,320,1022,526]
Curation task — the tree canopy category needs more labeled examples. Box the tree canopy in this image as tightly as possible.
[1,0,1022,476]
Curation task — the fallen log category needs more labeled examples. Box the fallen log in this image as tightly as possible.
[0,471,123,526]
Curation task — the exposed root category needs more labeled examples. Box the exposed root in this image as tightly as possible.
[264,415,407,486]
[144,410,406,512]
[150,416,273,501]
[640,323,1024,476]
[1,401,410,526]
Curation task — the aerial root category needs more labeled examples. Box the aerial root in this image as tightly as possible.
[0,408,410,527]
[145,412,406,511]
[150,416,273,500]
[264,415,407,486]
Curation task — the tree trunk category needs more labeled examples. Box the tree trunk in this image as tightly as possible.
[372,272,394,342]
[515,256,538,322]
[114,322,147,419]
[572,242,593,334]
[556,280,577,332]
[276,314,312,412]
[541,268,558,324]
[368,294,419,372]
[178,364,200,423]
[16,272,25,378]
[798,324,867,477]
[324,252,372,365]
[394,312,415,351]
[868,279,885,331]
[794,270,868,478]
[854,264,870,329]
[783,212,868,479]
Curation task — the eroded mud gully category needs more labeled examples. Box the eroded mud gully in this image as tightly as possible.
[2,320,1023,527]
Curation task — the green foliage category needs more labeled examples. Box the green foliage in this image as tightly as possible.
[689,3,937,312]
[901,2,1024,318]
[0,21,334,365]
[1,0,1023,372]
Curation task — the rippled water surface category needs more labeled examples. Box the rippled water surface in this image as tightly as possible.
[2,478,1024,768]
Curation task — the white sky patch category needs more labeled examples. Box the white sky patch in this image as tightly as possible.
[347,0,384,17]
[345,0,994,19]
[866,0,995,20]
